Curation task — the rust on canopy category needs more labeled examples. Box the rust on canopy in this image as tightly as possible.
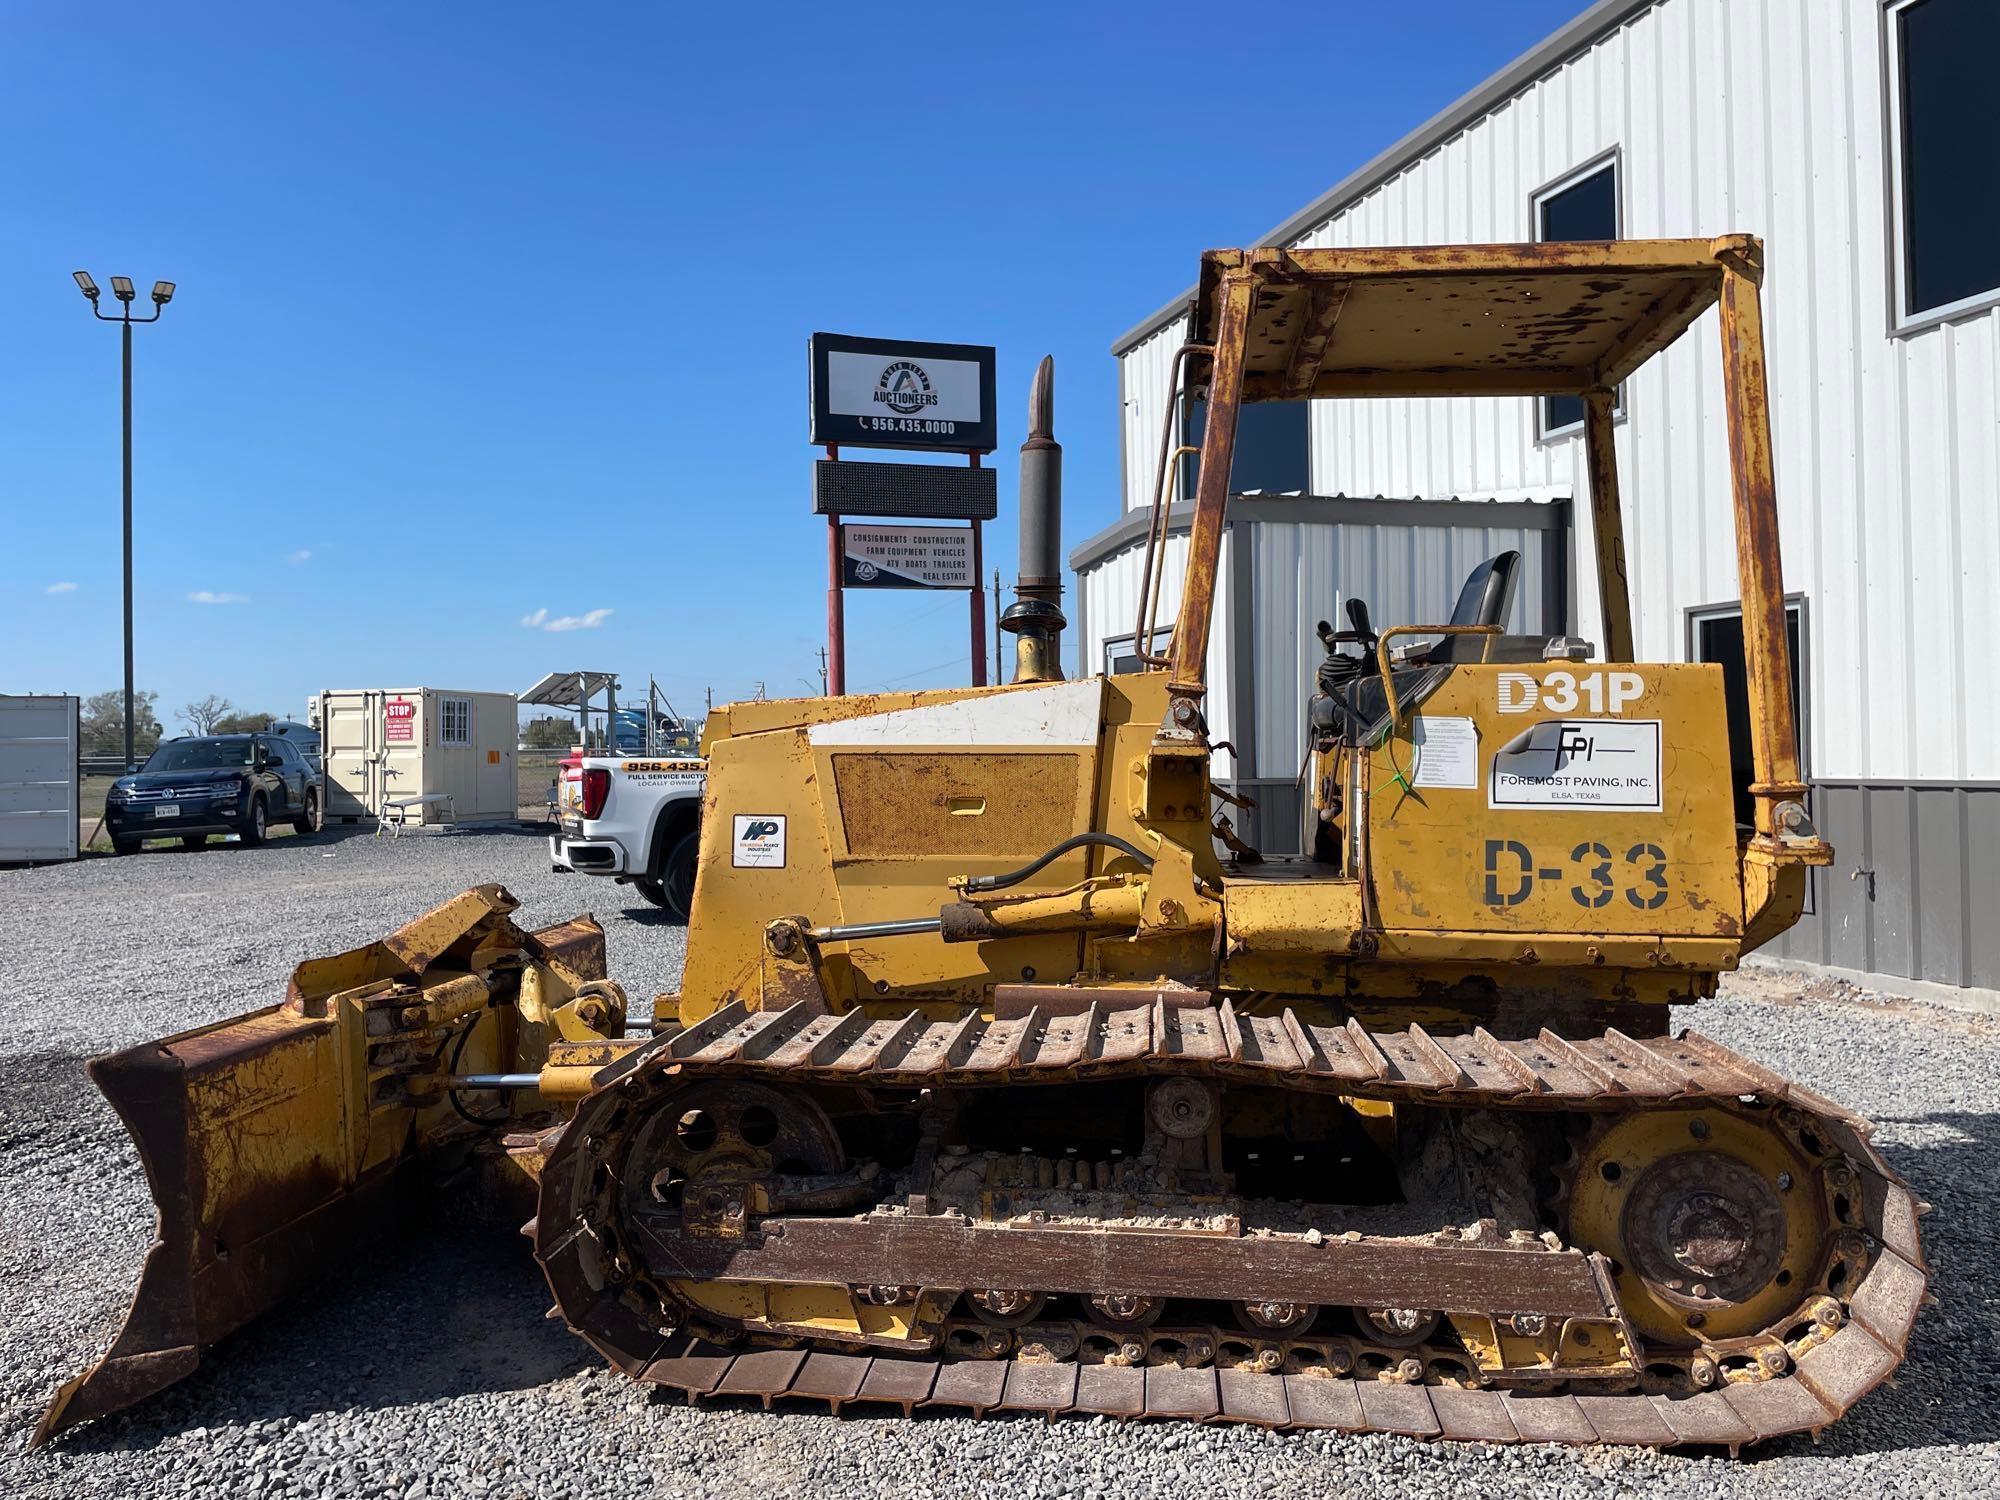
[1186,237,1747,399]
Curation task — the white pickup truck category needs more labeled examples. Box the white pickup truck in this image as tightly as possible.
[548,753,705,920]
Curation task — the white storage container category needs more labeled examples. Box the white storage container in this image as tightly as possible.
[0,694,81,862]
[316,688,519,826]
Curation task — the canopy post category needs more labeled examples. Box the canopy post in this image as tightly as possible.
[1164,265,1255,738]
[1715,246,1806,840]
[1582,388,1634,663]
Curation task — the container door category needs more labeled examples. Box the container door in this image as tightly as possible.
[323,692,381,818]
[0,695,80,862]
[382,692,426,818]
[476,699,514,817]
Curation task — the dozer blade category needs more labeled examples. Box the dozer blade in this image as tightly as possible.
[35,885,606,1446]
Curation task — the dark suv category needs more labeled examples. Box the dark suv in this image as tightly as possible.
[104,733,321,854]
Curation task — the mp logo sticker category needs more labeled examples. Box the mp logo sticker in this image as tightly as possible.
[732,814,787,868]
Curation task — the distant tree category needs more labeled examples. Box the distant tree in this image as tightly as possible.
[180,694,234,735]
[81,689,163,758]
[522,715,577,750]
[214,710,276,734]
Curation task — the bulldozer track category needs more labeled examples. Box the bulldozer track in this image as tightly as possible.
[628,994,1868,1108]
[538,1000,1928,1450]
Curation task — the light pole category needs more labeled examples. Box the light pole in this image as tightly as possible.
[73,271,175,771]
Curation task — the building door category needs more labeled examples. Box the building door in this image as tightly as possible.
[1690,600,1806,831]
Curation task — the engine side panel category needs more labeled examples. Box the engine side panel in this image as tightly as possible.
[678,679,1113,1019]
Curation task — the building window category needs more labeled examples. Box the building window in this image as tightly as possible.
[1688,599,1807,832]
[1103,627,1173,676]
[1179,397,1310,498]
[440,696,472,747]
[1533,156,1622,437]
[1888,0,2000,326]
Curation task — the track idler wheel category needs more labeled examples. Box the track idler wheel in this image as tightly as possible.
[622,1078,845,1223]
[1564,1105,1836,1347]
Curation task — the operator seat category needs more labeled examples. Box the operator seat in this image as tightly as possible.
[1311,550,1525,746]
[1432,550,1520,660]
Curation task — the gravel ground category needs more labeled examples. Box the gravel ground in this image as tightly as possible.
[0,829,1994,1498]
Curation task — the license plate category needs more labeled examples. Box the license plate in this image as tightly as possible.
[154,803,180,819]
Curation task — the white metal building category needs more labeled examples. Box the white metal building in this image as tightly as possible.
[1078,0,1998,997]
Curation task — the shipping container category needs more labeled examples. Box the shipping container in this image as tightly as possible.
[0,694,81,863]
[316,688,519,826]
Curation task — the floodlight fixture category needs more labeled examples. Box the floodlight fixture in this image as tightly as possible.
[73,270,100,300]
[151,281,175,305]
[109,275,136,303]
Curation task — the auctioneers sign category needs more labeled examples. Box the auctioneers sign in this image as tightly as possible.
[809,333,996,453]
[841,524,973,589]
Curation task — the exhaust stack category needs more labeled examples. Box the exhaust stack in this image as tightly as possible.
[1000,354,1066,682]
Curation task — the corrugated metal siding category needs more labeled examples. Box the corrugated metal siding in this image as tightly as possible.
[1116,0,2000,785]
[1241,514,1556,780]
[1076,529,1234,755]
[1120,314,1191,513]
[1770,783,2000,990]
[1077,500,1565,861]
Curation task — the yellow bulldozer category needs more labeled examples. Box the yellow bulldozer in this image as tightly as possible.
[42,236,1926,1451]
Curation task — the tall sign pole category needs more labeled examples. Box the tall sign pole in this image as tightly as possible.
[809,333,997,695]
[824,445,846,695]
[967,452,986,688]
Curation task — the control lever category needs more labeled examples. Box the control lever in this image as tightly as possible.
[1345,596,1376,646]
[1315,597,1379,653]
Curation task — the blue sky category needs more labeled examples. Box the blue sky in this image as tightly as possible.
[1,1,1586,728]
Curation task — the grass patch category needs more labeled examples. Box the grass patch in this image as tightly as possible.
[86,824,308,854]
[77,751,575,841]
[77,776,110,822]
[517,750,567,813]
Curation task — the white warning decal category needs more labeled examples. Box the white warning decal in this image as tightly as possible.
[1489,720,1662,811]
[1409,716,1479,790]
[732,813,787,868]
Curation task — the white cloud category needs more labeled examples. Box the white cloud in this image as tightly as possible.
[45,581,77,594]
[288,548,312,564]
[188,590,251,605]
[520,606,614,632]
[543,608,614,632]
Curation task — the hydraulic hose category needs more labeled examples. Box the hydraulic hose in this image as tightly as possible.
[445,1008,511,1125]
[959,832,1155,894]
[802,834,1159,944]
